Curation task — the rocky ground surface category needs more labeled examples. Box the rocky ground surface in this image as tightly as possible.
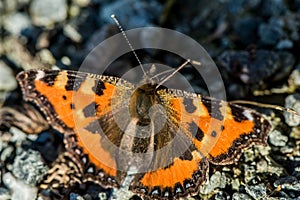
[1,0,300,199]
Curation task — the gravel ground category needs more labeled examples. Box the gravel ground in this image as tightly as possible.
[1,0,300,199]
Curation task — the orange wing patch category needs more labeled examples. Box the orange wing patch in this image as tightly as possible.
[160,90,271,165]
[17,69,133,187]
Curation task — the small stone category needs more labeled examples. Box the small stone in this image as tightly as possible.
[30,0,68,27]
[212,191,230,200]
[260,0,287,17]
[284,94,300,126]
[36,49,56,66]
[290,127,300,140]
[242,165,256,183]
[64,24,82,42]
[99,192,107,200]
[258,19,283,46]
[3,172,38,200]
[274,176,300,191]
[268,130,288,147]
[0,146,14,164]
[245,183,267,200]
[70,193,85,200]
[199,171,228,194]
[0,61,18,91]
[231,178,240,191]
[4,12,31,35]
[12,149,48,185]
[9,127,27,143]
[276,39,293,49]
[232,192,252,200]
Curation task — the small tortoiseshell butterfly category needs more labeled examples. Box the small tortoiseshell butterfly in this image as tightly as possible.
[16,65,271,199]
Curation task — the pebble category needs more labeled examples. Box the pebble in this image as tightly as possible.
[4,12,31,35]
[268,130,289,147]
[30,0,68,27]
[232,192,252,200]
[12,149,48,185]
[260,0,287,17]
[199,171,228,194]
[276,39,293,49]
[259,21,283,46]
[284,94,300,126]
[245,183,267,200]
[0,61,18,91]
[3,172,38,200]
[274,176,300,198]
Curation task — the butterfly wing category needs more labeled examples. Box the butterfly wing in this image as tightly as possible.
[17,69,135,187]
[130,88,271,199]
[157,88,271,164]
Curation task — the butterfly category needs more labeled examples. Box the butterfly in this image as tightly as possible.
[16,66,271,199]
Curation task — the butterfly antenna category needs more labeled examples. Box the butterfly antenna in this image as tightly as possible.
[155,59,201,89]
[231,100,300,117]
[111,14,146,76]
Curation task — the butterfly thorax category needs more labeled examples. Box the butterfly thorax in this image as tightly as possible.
[129,83,159,126]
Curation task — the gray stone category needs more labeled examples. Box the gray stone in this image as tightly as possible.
[284,94,300,126]
[276,39,293,49]
[245,183,267,200]
[4,12,31,35]
[0,61,18,91]
[232,192,252,200]
[199,171,228,194]
[30,0,67,27]
[3,172,38,200]
[12,149,48,185]
[268,130,288,147]
[274,176,300,191]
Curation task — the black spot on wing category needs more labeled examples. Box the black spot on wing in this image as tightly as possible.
[179,148,193,161]
[201,98,224,121]
[188,121,204,142]
[183,98,197,113]
[65,71,87,91]
[211,131,217,137]
[92,80,106,96]
[162,187,173,198]
[62,95,67,100]
[70,103,75,109]
[83,102,99,118]
[174,182,184,196]
[221,125,225,131]
[40,70,60,86]
[229,103,249,122]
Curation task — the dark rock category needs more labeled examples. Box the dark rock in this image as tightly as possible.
[258,18,284,46]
